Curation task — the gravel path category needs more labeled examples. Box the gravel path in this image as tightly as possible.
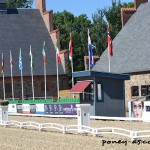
[0,116,150,150]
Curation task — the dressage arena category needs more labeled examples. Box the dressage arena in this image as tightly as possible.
[0,115,150,150]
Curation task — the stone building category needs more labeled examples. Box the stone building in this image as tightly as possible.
[92,0,150,111]
[0,0,69,99]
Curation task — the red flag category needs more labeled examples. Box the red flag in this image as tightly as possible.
[56,40,61,63]
[1,53,4,74]
[69,33,73,61]
[107,26,113,56]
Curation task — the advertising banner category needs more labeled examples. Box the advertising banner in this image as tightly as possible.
[142,101,150,122]
[44,103,78,115]
[128,101,150,122]
[22,104,30,114]
[30,104,36,114]
[8,104,17,113]
[36,104,44,114]
[17,104,22,113]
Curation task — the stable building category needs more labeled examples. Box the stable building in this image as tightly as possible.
[93,0,150,112]
[0,0,68,99]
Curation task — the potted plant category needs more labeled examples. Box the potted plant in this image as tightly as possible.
[0,100,9,106]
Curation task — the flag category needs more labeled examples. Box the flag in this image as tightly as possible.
[10,51,13,70]
[1,53,4,74]
[42,41,46,64]
[19,49,23,70]
[107,25,113,56]
[88,29,94,69]
[69,33,73,61]
[29,47,34,69]
[56,40,61,63]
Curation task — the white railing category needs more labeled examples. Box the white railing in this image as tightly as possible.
[9,113,146,121]
[1,120,150,140]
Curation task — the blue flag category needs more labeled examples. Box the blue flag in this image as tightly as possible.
[19,49,23,70]
[88,29,94,69]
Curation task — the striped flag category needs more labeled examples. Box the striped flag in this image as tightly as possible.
[29,46,34,69]
[10,51,13,70]
[69,33,73,61]
[88,29,94,69]
[56,40,61,63]
[19,49,23,70]
[42,41,46,64]
[107,25,113,56]
[1,53,4,74]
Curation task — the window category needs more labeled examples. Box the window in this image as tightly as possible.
[131,86,139,96]
[141,85,150,96]
[84,82,94,101]
[97,82,103,102]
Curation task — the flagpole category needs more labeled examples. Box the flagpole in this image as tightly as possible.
[1,53,5,100]
[20,48,24,100]
[69,33,74,98]
[88,29,91,71]
[3,72,5,100]
[30,45,35,100]
[56,53,60,99]
[71,59,74,87]
[108,49,110,72]
[31,66,34,100]
[71,60,75,98]
[10,51,14,100]
[21,68,24,100]
[44,62,46,99]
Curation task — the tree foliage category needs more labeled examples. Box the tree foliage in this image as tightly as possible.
[7,0,33,8]
[53,1,134,78]
[53,11,91,73]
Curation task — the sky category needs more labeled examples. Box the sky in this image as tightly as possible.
[32,0,136,20]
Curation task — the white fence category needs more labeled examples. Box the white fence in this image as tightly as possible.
[1,119,150,140]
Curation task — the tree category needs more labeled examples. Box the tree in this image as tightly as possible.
[53,11,91,71]
[53,1,134,77]
[53,11,91,87]
[91,8,108,56]
[7,0,33,8]
[92,1,134,56]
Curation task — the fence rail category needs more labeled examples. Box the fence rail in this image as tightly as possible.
[1,120,150,140]
[9,113,148,121]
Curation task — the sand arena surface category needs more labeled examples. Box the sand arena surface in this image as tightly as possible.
[0,115,150,150]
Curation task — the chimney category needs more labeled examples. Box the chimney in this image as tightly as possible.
[36,0,53,32]
[134,0,148,9]
[43,10,53,32]
[36,0,60,51]
[121,0,148,27]
[36,0,46,14]
[121,8,136,27]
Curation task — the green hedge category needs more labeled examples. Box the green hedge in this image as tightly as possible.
[8,98,80,104]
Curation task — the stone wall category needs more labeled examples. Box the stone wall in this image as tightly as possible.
[0,75,69,100]
[125,72,150,111]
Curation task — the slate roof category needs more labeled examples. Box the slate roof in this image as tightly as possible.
[0,8,65,77]
[93,2,150,74]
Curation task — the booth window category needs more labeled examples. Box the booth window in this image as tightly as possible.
[97,82,103,102]
[131,86,139,96]
[84,82,94,102]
